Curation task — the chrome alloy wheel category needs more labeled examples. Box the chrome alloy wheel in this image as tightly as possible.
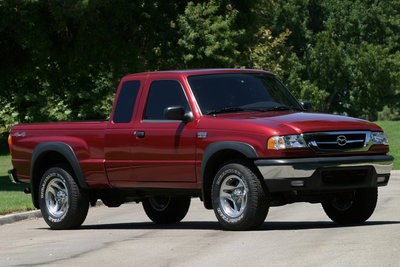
[45,177,69,218]
[219,174,248,218]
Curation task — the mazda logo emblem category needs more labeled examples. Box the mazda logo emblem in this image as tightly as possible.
[337,135,347,146]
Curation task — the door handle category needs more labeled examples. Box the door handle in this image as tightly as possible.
[134,131,145,138]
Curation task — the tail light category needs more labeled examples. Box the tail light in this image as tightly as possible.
[8,133,13,155]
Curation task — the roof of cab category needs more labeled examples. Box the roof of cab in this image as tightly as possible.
[122,68,271,79]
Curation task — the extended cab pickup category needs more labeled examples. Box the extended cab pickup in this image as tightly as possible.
[8,69,393,230]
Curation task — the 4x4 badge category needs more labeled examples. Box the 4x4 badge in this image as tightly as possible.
[337,135,347,146]
[197,132,207,139]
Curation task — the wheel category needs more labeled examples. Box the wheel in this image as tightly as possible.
[39,166,89,229]
[142,196,191,224]
[212,162,269,230]
[322,187,377,224]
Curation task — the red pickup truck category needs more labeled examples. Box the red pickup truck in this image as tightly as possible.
[8,69,393,230]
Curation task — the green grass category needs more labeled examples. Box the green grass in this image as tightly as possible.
[0,155,35,215]
[375,121,400,170]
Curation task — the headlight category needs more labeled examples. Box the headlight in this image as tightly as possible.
[371,131,389,145]
[267,134,307,149]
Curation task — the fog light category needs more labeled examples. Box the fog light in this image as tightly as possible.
[291,180,305,187]
[377,176,387,183]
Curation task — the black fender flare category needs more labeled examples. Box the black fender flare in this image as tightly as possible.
[201,141,258,208]
[31,142,88,208]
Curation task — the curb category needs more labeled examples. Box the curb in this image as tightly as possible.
[0,210,42,226]
[0,200,104,226]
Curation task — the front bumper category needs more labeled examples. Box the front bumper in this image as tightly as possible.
[255,155,393,192]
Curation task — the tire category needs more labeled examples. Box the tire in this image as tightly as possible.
[322,187,378,224]
[39,166,89,230]
[212,162,269,231]
[142,196,191,224]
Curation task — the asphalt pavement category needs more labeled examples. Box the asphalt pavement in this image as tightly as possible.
[0,171,399,266]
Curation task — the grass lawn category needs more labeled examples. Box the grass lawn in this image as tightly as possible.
[0,155,35,215]
[375,121,400,170]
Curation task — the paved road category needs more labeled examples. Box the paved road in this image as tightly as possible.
[1,172,399,267]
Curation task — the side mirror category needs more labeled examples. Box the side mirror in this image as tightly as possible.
[163,106,193,122]
[300,101,311,111]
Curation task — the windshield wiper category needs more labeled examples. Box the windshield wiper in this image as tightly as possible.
[265,105,291,111]
[206,107,266,115]
[206,105,300,115]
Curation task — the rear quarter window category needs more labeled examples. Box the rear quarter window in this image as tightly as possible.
[113,81,140,123]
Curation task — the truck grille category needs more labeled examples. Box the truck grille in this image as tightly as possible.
[303,131,372,152]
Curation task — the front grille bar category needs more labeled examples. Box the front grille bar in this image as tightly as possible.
[316,139,364,145]
[302,131,373,153]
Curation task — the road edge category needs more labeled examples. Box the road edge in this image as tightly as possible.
[0,210,42,226]
[0,200,105,226]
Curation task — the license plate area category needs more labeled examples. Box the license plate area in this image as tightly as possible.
[321,166,373,186]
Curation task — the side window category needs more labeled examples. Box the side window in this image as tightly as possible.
[113,81,140,123]
[143,80,190,120]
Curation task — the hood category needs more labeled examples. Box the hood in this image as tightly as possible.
[199,111,382,135]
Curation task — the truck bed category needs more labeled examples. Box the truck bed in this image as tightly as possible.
[11,120,108,185]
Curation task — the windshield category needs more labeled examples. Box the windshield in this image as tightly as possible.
[187,73,303,115]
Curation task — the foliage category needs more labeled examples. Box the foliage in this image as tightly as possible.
[0,98,18,133]
[375,121,400,170]
[378,106,400,121]
[303,0,400,120]
[0,0,399,133]
[261,0,400,119]
[248,27,291,77]
[177,0,244,68]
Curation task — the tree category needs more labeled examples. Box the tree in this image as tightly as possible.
[262,0,400,119]
[1,0,399,134]
[176,0,244,68]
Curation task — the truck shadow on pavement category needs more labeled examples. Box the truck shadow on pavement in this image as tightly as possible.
[76,220,400,231]
[259,220,400,231]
